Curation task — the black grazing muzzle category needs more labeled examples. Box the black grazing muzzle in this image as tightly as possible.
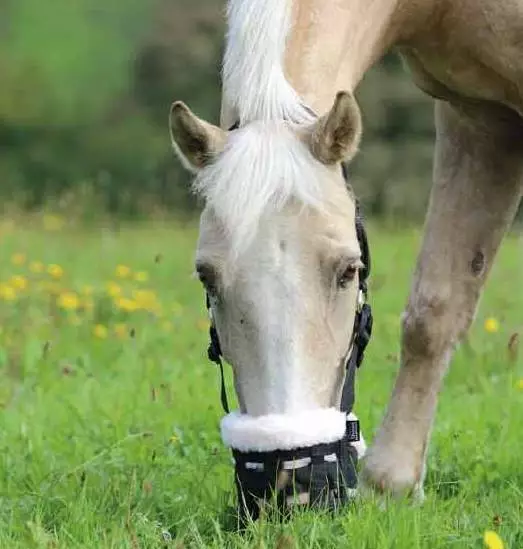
[204,159,373,524]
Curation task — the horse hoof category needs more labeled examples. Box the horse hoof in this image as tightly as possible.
[359,445,426,503]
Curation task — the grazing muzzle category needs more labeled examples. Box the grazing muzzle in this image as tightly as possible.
[229,412,363,521]
[204,162,373,522]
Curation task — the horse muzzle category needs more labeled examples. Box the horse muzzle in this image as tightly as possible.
[221,409,365,522]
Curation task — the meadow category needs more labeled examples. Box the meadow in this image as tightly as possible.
[0,215,521,548]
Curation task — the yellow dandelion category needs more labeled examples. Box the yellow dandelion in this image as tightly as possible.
[11,253,26,266]
[0,284,16,302]
[134,271,149,283]
[10,275,28,291]
[115,264,131,279]
[484,530,504,549]
[43,214,65,232]
[57,292,80,311]
[133,289,158,312]
[48,264,64,280]
[29,261,44,274]
[516,379,523,390]
[169,434,179,444]
[114,323,128,339]
[81,285,93,296]
[106,281,122,298]
[116,297,138,313]
[484,317,499,334]
[93,324,108,339]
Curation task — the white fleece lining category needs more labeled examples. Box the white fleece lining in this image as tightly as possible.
[221,408,348,452]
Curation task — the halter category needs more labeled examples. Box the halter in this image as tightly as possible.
[204,121,373,523]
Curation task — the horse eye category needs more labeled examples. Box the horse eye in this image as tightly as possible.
[337,263,360,289]
[196,264,218,294]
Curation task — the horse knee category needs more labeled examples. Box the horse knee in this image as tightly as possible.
[402,283,480,361]
[401,293,454,359]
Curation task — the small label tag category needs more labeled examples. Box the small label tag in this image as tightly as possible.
[346,420,360,442]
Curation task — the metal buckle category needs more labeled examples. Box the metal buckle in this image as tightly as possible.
[357,289,365,313]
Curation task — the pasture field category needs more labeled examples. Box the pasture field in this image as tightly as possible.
[0,216,521,548]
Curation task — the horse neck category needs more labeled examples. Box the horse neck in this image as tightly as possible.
[285,0,421,113]
[220,0,428,126]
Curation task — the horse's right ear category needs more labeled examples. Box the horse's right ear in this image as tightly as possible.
[169,102,227,172]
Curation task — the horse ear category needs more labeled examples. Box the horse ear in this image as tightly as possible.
[309,91,362,165]
[169,102,227,172]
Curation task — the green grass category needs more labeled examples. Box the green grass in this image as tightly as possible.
[0,217,521,548]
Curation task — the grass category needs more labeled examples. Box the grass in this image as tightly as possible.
[0,215,521,548]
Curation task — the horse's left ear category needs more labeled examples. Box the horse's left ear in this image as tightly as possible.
[309,91,362,165]
[169,101,227,172]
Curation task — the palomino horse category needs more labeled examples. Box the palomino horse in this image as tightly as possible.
[170,0,523,512]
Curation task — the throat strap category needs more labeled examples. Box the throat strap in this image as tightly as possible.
[206,295,230,414]
[340,301,373,413]
[208,328,230,414]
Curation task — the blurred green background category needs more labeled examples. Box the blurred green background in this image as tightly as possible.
[0,0,518,221]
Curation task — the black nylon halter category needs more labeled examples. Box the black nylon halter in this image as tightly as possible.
[203,121,373,522]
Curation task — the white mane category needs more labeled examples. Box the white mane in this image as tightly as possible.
[201,0,344,260]
[223,0,314,124]
[194,123,329,259]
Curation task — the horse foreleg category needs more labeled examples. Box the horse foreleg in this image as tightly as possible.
[361,99,523,499]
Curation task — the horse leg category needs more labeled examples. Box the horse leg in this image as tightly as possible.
[361,99,523,498]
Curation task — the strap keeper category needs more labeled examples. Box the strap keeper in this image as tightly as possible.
[345,419,360,443]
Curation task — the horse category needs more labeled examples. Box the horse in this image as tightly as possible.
[169,0,523,512]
